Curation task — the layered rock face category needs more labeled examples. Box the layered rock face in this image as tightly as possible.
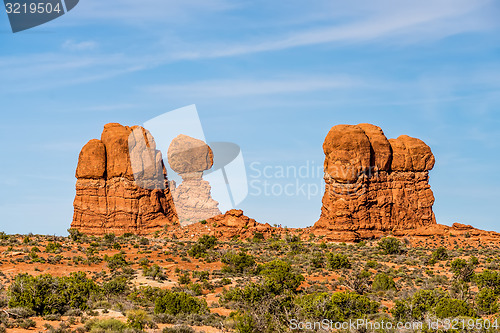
[167,135,221,226]
[71,123,178,235]
[314,123,436,238]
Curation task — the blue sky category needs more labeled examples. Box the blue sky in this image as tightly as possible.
[0,0,499,235]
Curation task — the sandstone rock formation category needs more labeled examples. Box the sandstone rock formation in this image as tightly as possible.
[72,123,178,236]
[314,123,436,239]
[172,209,273,240]
[167,135,221,226]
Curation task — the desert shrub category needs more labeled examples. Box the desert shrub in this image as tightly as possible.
[17,318,36,329]
[220,282,269,306]
[377,237,401,255]
[163,325,195,333]
[105,253,128,270]
[450,258,475,282]
[234,313,256,333]
[143,264,166,281]
[327,253,351,269]
[475,269,500,294]
[85,318,128,333]
[253,232,265,241]
[193,271,209,281]
[103,233,115,244]
[7,307,35,318]
[432,247,449,261]
[153,313,176,324]
[257,259,304,294]
[67,228,84,242]
[127,309,154,330]
[450,280,471,300]
[45,242,62,253]
[43,313,62,321]
[475,288,499,315]
[188,235,217,258]
[296,292,379,322]
[221,251,256,273]
[102,276,129,297]
[391,289,448,320]
[8,272,98,315]
[188,283,203,296]
[178,273,191,285]
[372,273,396,291]
[365,260,379,269]
[128,286,165,307]
[310,252,325,269]
[434,298,475,318]
[154,291,208,316]
[341,270,371,295]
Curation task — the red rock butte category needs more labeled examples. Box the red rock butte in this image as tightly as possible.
[71,123,178,236]
[313,123,436,241]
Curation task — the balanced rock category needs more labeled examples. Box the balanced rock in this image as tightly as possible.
[314,124,436,238]
[168,134,214,180]
[167,135,221,225]
[71,123,178,235]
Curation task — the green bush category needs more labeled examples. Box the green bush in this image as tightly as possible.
[434,298,475,319]
[310,252,325,269]
[45,242,62,253]
[235,313,256,333]
[391,289,448,320]
[372,273,396,291]
[103,233,115,244]
[85,318,128,333]
[450,258,475,282]
[365,260,379,269]
[476,288,499,315]
[222,251,256,273]
[163,325,195,333]
[104,253,129,270]
[327,253,351,269]
[8,272,98,315]
[127,309,153,330]
[17,318,36,329]
[143,264,166,281]
[257,260,304,294]
[432,247,449,261]
[220,282,269,306]
[296,292,379,322]
[102,276,129,297]
[475,270,500,294]
[154,291,208,316]
[188,283,203,296]
[188,235,217,258]
[253,232,265,241]
[178,273,191,285]
[377,237,401,255]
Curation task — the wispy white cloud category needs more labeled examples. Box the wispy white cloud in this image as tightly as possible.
[0,0,497,93]
[172,0,496,59]
[70,0,238,23]
[62,40,98,51]
[142,76,363,98]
